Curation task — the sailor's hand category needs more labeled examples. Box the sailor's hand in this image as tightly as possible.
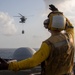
[0,58,8,70]
[8,61,19,72]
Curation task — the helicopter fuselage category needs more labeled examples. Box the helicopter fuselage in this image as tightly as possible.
[19,16,27,23]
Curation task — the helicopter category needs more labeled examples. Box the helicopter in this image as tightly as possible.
[14,13,27,34]
[14,13,27,23]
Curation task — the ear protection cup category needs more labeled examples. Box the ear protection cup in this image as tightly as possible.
[43,19,50,29]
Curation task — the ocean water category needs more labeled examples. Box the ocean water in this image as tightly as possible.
[0,48,38,59]
[0,48,16,59]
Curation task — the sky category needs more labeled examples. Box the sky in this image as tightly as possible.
[0,0,75,48]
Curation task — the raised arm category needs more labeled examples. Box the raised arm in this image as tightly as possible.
[65,18,74,39]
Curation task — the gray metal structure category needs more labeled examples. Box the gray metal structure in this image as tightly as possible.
[13,47,36,61]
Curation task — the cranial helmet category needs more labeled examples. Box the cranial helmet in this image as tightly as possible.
[44,4,66,31]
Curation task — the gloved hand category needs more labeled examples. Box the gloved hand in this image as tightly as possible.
[0,57,8,70]
[49,4,58,12]
[8,61,19,72]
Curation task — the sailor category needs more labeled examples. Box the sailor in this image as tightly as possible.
[0,4,74,75]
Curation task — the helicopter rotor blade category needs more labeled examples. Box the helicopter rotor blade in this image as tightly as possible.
[27,15,34,17]
[13,16,21,17]
[18,13,23,17]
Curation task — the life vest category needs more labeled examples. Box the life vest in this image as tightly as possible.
[41,33,74,75]
[48,11,66,31]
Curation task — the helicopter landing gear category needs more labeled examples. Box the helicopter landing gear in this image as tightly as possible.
[22,30,24,34]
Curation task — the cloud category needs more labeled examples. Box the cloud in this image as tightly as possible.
[0,12,17,35]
